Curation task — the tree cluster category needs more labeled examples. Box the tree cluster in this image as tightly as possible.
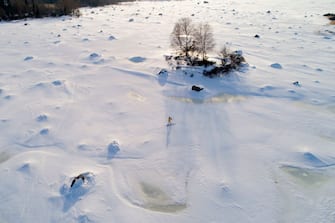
[0,0,134,20]
[170,17,215,63]
[0,0,80,20]
[170,17,246,77]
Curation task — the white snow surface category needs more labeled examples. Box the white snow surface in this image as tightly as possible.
[1,0,335,222]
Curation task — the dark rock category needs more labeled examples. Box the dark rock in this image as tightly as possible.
[164,55,172,61]
[71,174,86,187]
[192,85,204,92]
[158,69,168,75]
[324,13,335,17]
[323,13,335,21]
[254,34,260,38]
[293,81,301,87]
[24,56,34,61]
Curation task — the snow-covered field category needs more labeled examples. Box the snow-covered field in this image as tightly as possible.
[1,0,335,222]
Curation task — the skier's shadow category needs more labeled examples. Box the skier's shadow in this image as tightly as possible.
[166,124,174,147]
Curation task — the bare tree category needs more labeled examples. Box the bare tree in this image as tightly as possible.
[218,45,230,66]
[194,22,215,61]
[170,17,196,58]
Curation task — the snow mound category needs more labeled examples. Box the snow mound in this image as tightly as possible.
[60,172,95,212]
[24,56,34,61]
[78,215,94,223]
[302,152,328,167]
[89,53,100,59]
[88,53,105,64]
[36,114,48,122]
[107,141,120,159]
[28,81,71,97]
[17,128,62,148]
[17,162,31,173]
[52,80,63,86]
[270,63,282,69]
[108,35,116,40]
[129,56,146,63]
[157,69,168,86]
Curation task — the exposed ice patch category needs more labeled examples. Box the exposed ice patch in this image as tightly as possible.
[280,165,330,187]
[113,161,189,213]
[121,180,187,213]
[0,152,11,164]
[138,182,187,213]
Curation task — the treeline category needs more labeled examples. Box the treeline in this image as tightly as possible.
[0,0,135,20]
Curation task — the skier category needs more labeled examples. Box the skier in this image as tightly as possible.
[168,116,172,125]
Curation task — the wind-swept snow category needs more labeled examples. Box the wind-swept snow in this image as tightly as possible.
[0,0,335,222]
